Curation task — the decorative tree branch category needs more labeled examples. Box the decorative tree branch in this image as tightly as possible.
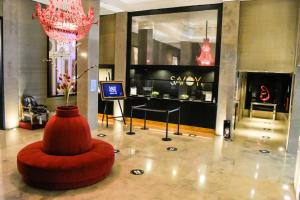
[76,64,97,80]
[43,52,98,106]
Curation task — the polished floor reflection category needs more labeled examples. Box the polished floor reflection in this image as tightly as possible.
[0,117,296,200]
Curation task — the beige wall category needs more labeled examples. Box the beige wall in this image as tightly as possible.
[216,2,240,135]
[18,0,76,112]
[100,14,116,64]
[18,0,47,104]
[113,12,127,118]
[0,0,2,16]
[77,0,100,129]
[3,0,19,129]
[238,0,299,73]
[3,0,78,128]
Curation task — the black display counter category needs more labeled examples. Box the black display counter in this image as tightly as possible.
[124,96,216,129]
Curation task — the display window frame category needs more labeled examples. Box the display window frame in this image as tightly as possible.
[0,16,4,129]
[126,4,223,103]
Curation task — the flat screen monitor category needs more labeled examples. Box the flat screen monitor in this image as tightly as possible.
[100,81,126,100]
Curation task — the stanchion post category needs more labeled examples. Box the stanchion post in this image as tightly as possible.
[174,107,182,135]
[126,106,135,135]
[162,111,172,141]
[141,110,148,130]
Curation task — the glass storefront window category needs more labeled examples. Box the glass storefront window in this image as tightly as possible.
[130,9,218,66]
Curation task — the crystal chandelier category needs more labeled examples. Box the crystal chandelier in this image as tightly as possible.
[196,21,215,66]
[33,0,95,43]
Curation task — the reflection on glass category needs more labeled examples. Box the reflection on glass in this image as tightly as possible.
[131,10,218,66]
[48,39,77,97]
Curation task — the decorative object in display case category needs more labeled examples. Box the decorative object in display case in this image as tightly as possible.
[129,68,216,102]
[196,21,215,66]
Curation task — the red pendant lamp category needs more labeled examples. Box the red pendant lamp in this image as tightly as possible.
[196,21,215,66]
[33,0,95,43]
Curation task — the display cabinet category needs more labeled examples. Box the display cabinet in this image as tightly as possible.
[129,67,216,103]
[125,4,223,128]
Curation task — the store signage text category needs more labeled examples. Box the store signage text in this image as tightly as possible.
[170,76,202,87]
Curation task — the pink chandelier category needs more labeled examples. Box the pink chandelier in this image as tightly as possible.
[196,21,215,66]
[33,0,95,43]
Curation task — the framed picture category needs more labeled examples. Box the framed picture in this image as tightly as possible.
[100,81,126,100]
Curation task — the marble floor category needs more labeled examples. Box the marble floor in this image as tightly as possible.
[0,117,296,200]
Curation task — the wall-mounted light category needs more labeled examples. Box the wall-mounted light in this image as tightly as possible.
[80,52,88,58]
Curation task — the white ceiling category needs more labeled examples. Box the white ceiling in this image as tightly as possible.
[100,0,224,15]
[33,0,240,15]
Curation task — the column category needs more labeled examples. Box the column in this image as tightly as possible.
[215,2,240,136]
[138,29,153,65]
[77,0,100,130]
[180,42,193,65]
[114,12,127,119]
[287,5,300,154]
[3,0,20,129]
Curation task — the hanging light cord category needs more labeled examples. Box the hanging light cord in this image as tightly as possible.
[205,20,208,39]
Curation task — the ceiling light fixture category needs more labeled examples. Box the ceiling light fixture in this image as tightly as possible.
[33,0,96,43]
[196,21,215,66]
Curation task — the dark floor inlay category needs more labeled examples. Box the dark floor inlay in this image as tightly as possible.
[97,134,106,137]
[259,149,270,154]
[167,147,178,151]
[114,149,120,153]
[130,169,144,175]
[263,128,272,131]
[262,136,271,139]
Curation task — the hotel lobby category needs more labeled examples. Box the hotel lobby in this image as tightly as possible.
[1,0,300,199]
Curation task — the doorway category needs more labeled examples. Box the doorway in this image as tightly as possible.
[234,72,292,148]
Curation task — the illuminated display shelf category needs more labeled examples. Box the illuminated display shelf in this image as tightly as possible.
[129,78,215,103]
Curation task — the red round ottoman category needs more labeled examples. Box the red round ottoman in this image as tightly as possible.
[17,139,114,190]
[17,106,115,190]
